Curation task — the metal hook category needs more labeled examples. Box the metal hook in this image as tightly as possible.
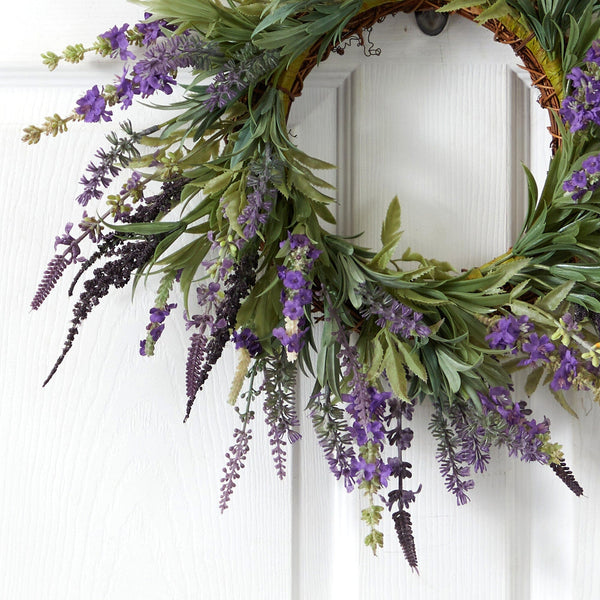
[415,11,449,36]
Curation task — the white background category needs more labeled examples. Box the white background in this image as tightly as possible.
[1,2,599,599]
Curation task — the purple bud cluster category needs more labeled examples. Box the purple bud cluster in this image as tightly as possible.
[76,127,141,207]
[272,234,321,360]
[75,85,113,123]
[202,46,278,113]
[139,302,177,355]
[359,285,430,339]
[54,222,85,265]
[118,33,214,108]
[560,41,600,133]
[550,345,579,391]
[75,25,213,122]
[486,313,584,391]
[237,147,279,239]
[430,408,476,506]
[232,327,262,357]
[204,70,244,112]
[79,211,104,244]
[386,398,420,570]
[485,313,533,351]
[478,387,550,463]
[518,332,555,366]
[344,388,393,489]
[563,154,600,201]
[100,23,136,61]
[136,13,176,47]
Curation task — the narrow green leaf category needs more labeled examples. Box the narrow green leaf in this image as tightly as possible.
[383,346,408,400]
[535,280,575,312]
[436,0,485,12]
[380,196,402,247]
[366,337,385,381]
[551,389,578,418]
[106,221,184,234]
[475,0,510,22]
[436,350,462,394]
[203,171,234,196]
[396,340,427,382]
[525,366,545,396]
[510,300,555,326]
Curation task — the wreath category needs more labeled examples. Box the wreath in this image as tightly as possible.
[25,0,600,569]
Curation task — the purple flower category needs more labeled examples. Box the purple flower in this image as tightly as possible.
[551,346,578,391]
[349,422,368,445]
[283,299,304,320]
[232,328,262,357]
[351,456,377,481]
[204,71,243,111]
[367,420,385,444]
[586,41,600,65]
[295,287,312,306]
[486,315,531,350]
[285,233,311,249]
[75,86,112,123]
[237,147,278,239]
[583,155,600,174]
[149,323,164,342]
[149,303,177,323]
[115,33,213,105]
[116,68,135,109]
[567,67,589,88]
[560,60,600,132]
[359,286,430,340]
[519,333,555,366]
[100,24,136,61]
[272,326,307,354]
[281,270,306,290]
[479,386,551,464]
[197,282,221,305]
[136,13,175,46]
[54,222,84,264]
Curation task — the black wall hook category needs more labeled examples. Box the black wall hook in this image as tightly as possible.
[415,11,449,36]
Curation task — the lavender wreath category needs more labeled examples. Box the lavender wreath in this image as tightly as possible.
[25,0,600,568]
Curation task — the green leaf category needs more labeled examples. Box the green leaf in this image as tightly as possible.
[203,170,234,196]
[383,346,408,400]
[436,0,485,11]
[551,389,578,418]
[289,171,334,203]
[236,2,266,17]
[475,0,510,22]
[106,221,184,235]
[366,337,385,381]
[380,196,402,247]
[535,280,575,312]
[436,350,462,394]
[396,339,427,382]
[510,300,555,326]
[521,164,539,233]
[525,366,545,396]
[481,258,530,292]
[311,199,337,224]
[509,279,531,301]
[286,147,336,171]
[550,264,600,282]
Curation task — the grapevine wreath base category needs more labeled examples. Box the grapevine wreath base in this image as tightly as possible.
[26,0,600,569]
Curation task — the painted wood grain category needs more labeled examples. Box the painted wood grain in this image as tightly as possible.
[2,3,598,600]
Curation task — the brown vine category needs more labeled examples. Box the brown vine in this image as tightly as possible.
[281,1,562,151]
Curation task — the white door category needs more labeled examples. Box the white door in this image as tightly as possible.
[1,3,598,599]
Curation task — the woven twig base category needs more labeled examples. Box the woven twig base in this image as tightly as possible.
[282,0,562,151]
